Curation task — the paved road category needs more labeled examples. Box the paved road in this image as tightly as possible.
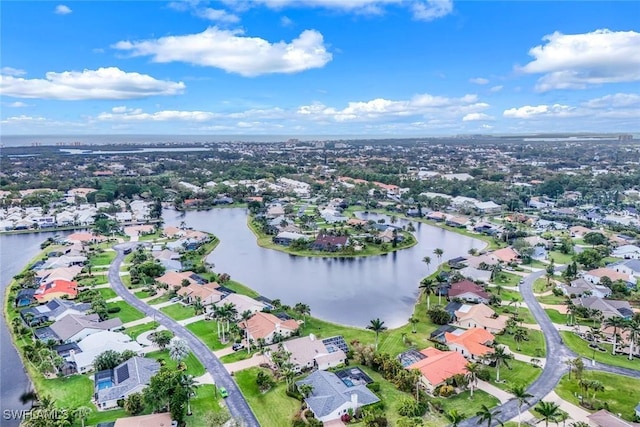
[108,243,260,427]
[460,269,639,426]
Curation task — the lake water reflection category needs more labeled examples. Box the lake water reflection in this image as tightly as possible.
[163,208,485,328]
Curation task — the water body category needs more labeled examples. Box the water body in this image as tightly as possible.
[163,208,485,329]
[0,231,70,426]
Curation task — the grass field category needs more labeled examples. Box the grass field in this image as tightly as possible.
[223,280,260,298]
[533,278,550,293]
[89,251,117,266]
[485,359,543,391]
[187,384,224,426]
[496,289,523,302]
[97,287,117,300]
[560,331,640,371]
[537,293,568,305]
[235,367,301,427]
[220,349,256,363]
[497,306,536,325]
[147,293,172,305]
[146,350,206,377]
[134,289,153,299]
[493,272,523,287]
[435,390,501,421]
[160,303,197,321]
[107,300,145,323]
[186,320,229,351]
[125,321,159,339]
[496,329,546,357]
[555,371,640,421]
[547,251,574,265]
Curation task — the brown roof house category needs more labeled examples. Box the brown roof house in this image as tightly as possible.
[311,233,349,252]
[177,282,224,306]
[445,328,495,361]
[266,334,347,372]
[239,312,300,344]
[453,303,508,334]
[448,280,490,304]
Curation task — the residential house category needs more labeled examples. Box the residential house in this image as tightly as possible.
[266,334,347,372]
[294,370,380,423]
[37,266,83,283]
[177,282,224,306]
[95,357,160,409]
[475,201,502,214]
[583,268,633,286]
[48,313,123,343]
[34,279,79,303]
[492,247,520,264]
[66,232,107,244]
[561,278,611,298]
[612,245,640,259]
[523,236,553,249]
[21,298,91,326]
[272,231,309,246]
[14,289,36,307]
[587,409,640,427]
[459,266,492,283]
[73,331,143,374]
[571,296,634,320]
[448,280,490,304]
[569,226,595,238]
[406,347,469,393]
[426,211,446,222]
[445,328,495,361]
[215,293,267,314]
[445,215,470,228]
[311,233,349,251]
[465,253,501,269]
[239,312,299,344]
[453,303,508,334]
[155,271,200,289]
[113,413,173,427]
[608,259,640,280]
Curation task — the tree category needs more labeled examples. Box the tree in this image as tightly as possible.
[545,260,555,286]
[513,328,529,352]
[444,409,466,427]
[169,338,190,363]
[488,345,512,382]
[603,316,627,355]
[192,296,205,315]
[422,256,431,275]
[419,278,436,311]
[294,302,311,326]
[433,248,444,266]
[574,249,603,269]
[624,320,640,360]
[144,367,188,422]
[475,404,503,427]
[124,392,144,415]
[409,316,419,334]
[510,384,532,427]
[74,406,92,427]
[93,350,122,371]
[180,374,197,416]
[150,330,174,350]
[256,370,275,392]
[366,318,387,351]
[427,307,451,325]
[465,362,481,398]
[583,232,607,246]
[298,383,314,398]
[534,401,562,427]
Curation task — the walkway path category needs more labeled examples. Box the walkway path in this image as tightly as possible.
[224,353,270,374]
[475,380,513,404]
[108,243,259,427]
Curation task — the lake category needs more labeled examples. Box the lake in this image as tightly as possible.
[163,208,486,329]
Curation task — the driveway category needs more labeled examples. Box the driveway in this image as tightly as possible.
[108,243,260,427]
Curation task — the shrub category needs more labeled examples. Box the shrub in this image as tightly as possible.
[476,368,491,381]
[107,306,121,313]
[367,382,381,392]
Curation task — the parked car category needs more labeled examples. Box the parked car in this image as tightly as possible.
[232,343,243,351]
[219,387,228,398]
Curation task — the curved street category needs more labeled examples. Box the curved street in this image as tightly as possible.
[460,268,640,426]
[108,243,260,427]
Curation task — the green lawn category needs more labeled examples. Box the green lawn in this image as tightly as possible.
[125,321,159,339]
[495,289,523,302]
[435,389,501,420]
[220,349,256,364]
[234,367,301,427]
[78,274,109,286]
[537,293,568,305]
[544,309,596,327]
[186,320,229,351]
[560,331,640,371]
[97,287,117,300]
[160,303,197,321]
[187,384,223,427]
[485,359,543,391]
[555,371,640,421]
[138,230,162,241]
[146,350,205,377]
[493,272,522,287]
[533,278,550,293]
[134,289,153,299]
[147,293,172,305]
[497,306,536,325]
[548,251,574,265]
[223,280,260,298]
[88,251,117,266]
[107,301,145,323]
[496,329,546,357]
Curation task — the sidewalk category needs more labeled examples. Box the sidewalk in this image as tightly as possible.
[224,353,269,374]
[178,314,206,326]
[475,380,514,404]
[122,316,155,328]
[507,390,593,425]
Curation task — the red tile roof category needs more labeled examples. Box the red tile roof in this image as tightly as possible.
[448,280,490,300]
[445,328,495,357]
[408,347,468,386]
[34,279,78,301]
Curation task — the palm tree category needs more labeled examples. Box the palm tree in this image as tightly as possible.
[624,320,640,360]
[169,338,190,363]
[419,278,436,311]
[588,380,604,406]
[475,404,503,427]
[445,409,466,426]
[489,345,512,382]
[192,296,205,315]
[74,406,92,427]
[465,362,481,398]
[180,374,197,416]
[434,248,444,267]
[294,302,311,327]
[510,384,533,427]
[603,316,627,355]
[534,401,562,427]
[409,316,419,333]
[366,318,387,351]
[513,328,528,352]
[422,256,432,275]
[298,383,314,398]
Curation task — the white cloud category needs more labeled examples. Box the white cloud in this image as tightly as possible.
[489,85,503,93]
[582,93,640,109]
[411,0,453,21]
[196,7,240,23]
[6,101,29,107]
[462,112,493,121]
[0,67,185,100]
[98,106,218,122]
[520,29,640,91]
[1,67,26,76]
[503,104,575,119]
[280,16,294,27]
[113,27,332,77]
[1,115,47,124]
[54,4,72,15]
[469,77,489,85]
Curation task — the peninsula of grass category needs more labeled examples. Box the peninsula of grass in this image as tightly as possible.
[186,319,229,351]
[160,303,197,321]
[248,216,418,258]
[223,279,260,299]
[496,329,546,357]
[106,300,145,323]
[125,321,159,339]
[560,331,640,371]
[555,371,640,421]
[544,309,597,327]
[147,350,205,377]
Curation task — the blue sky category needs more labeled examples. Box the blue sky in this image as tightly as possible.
[1,1,639,135]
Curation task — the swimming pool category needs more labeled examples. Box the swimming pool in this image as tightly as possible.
[97,379,113,390]
[342,379,354,387]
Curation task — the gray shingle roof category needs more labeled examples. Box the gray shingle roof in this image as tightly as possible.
[295,370,379,418]
[96,357,160,403]
[50,314,122,342]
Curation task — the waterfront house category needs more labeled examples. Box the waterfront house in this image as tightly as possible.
[444,327,495,360]
[21,298,91,325]
[239,311,299,344]
[273,231,309,246]
[406,347,468,393]
[95,357,160,409]
[215,293,267,315]
[73,330,143,374]
[311,233,349,251]
[447,280,490,304]
[452,303,508,334]
[49,313,123,343]
[34,279,79,303]
[265,334,347,372]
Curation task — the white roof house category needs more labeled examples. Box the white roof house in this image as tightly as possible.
[73,331,143,373]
